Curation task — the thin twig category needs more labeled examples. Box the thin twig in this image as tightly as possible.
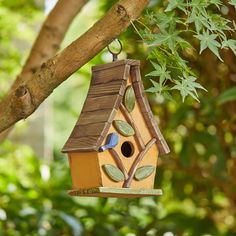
[130,20,145,40]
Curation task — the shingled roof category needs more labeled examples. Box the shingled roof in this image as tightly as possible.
[62,59,169,155]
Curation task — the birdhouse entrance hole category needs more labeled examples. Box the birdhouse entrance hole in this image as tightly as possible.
[121,141,134,158]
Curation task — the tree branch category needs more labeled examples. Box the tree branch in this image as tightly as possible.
[0,0,149,133]
[0,0,88,142]
[12,0,88,89]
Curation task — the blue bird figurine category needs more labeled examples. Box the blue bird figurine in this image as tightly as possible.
[99,133,119,152]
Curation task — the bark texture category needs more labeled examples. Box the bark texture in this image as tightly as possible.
[0,0,149,133]
[13,0,88,89]
[0,0,88,141]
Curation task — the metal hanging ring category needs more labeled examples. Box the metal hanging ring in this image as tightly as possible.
[107,39,122,61]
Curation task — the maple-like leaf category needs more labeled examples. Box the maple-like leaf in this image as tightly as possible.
[146,62,171,85]
[195,31,223,61]
[222,39,236,56]
[171,76,207,102]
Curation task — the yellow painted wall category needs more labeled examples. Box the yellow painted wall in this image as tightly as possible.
[98,78,159,189]
[69,152,102,189]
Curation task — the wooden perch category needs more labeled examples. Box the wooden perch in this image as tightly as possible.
[123,138,156,188]
[0,0,149,133]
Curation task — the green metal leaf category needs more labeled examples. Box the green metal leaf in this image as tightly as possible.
[134,165,155,181]
[113,120,135,137]
[124,85,135,112]
[102,164,125,182]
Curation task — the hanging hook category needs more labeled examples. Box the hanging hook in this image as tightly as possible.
[107,39,122,61]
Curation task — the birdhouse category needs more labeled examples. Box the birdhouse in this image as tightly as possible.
[62,59,169,197]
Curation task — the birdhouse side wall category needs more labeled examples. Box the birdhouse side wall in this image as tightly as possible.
[68,152,102,189]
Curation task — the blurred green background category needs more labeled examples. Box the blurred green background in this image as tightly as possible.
[0,0,235,235]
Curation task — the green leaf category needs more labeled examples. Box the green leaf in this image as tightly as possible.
[195,31,223,61]
[146,62,171,89]
[149,12,177,31]
[163,91,175,102]
[165,0,179,12]
[124,85,135,113]
[146,79,163,94]
[229,0,236,8]
[208,14,232,33]
[134,165,156,181]
[175,36,192,49]
[58,212,83,236]
[102,164,125,182]
[113,120,135,137]
[171,75,207,102]
[147,30,182,53]
[145,86,160,93]
[186,8,210,33]
[209,0,222,9]
[217,86,236,105]
[222,39,236,56]
[165,0,186,13]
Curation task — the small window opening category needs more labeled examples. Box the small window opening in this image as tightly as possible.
[121,141,134,158]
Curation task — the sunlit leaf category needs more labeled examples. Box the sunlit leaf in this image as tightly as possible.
[195,31,223,61]
[217,86,236,104]
[222,39,236,56]
[146,62,171,85]
[171,76,207,102]
[165,0,186,13]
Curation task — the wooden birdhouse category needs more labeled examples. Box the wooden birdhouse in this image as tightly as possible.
[62,59,169,197]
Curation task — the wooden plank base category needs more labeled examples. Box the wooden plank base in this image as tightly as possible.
[68,187,162,198]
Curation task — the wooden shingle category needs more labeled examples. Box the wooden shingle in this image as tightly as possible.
[62,59,169,154]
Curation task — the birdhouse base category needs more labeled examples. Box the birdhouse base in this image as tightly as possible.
[68,187,162,198]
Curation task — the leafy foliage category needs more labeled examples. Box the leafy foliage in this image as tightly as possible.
[217,86,236,104]
[136,0,236,102]
[0,0,42,98]
[0,0,236,236]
